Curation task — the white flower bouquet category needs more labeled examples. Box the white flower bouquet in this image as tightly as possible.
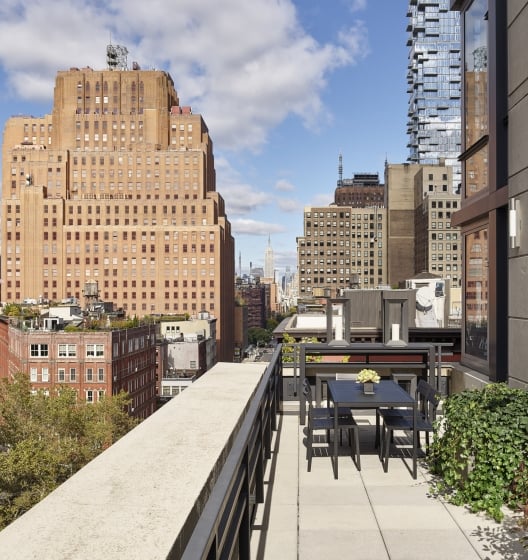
[356,368,381,384]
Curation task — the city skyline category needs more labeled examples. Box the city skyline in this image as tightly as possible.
[0,0,410,275]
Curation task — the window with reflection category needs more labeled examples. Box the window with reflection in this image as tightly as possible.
[464,0,488,198]
[464,227,488,361]
[465,144,488,196]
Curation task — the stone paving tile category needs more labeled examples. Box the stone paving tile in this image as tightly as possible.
[299,483,372,507]
[443,503,528,560]
[381,529,482,560]
[374,503,463,531]
[300,503,378,532]
[299,529,387,560]
[252,412,528,560]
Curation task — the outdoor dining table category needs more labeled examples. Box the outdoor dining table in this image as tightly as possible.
[327,379,418,480]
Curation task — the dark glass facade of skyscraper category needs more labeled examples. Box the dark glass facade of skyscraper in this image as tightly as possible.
[407,0,462,192]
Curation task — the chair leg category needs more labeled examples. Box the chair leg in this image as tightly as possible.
[351,428,361,471]
[378,421,386,460]
[382,426,391,472]
[307,428,313,471]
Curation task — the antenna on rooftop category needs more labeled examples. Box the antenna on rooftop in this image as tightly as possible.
[106,43,128,70]
[338,152,343,187]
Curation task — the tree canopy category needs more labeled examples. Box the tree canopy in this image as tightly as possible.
[248,327,271,346]
[0,373,137,529]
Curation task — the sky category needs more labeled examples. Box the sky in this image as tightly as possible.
[0,0,410,276]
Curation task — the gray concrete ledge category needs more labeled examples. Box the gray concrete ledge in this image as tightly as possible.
[0,362,267,560]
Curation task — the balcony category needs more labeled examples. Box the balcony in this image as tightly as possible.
[0,349,525,559]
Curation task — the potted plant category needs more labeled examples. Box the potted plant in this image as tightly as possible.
[356,368,381,394]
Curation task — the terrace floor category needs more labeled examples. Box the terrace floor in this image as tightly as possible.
[251,410,527,560]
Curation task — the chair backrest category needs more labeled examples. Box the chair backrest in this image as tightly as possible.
[303,381,321,426]
[415,379,441,422]
[335,373,358,381]
[302,380,314,410]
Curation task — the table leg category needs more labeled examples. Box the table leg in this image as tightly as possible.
[333,403,339,479]
[412,403,417,479]
[375,409,380,452]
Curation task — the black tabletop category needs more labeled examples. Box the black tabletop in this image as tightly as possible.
[327,379,415,408]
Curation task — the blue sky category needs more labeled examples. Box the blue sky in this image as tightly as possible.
[0,0,410,276]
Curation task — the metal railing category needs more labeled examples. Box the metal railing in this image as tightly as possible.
[0,350,282,560]
[180,346,281,559]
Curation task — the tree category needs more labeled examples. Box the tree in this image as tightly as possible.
[0,373,137,529]
[2,303,22,317]
[248,327,271,347]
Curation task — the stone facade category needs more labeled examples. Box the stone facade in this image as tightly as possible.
[1,66,235,361]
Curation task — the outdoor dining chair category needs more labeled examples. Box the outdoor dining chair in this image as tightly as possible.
[379,379,440,473]
[304,381,361,472]
[302,377,353,422]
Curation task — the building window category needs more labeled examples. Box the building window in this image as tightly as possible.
[464,227,488,362]
[30,344,48,357]
[86,390,94,403]
[58,368,66,382]
[463,0,489,199]
[86,344,104,358]
[98,368,105,382]
[58,343,77,357]
[70,368,77,382]
[42,368,49,382]
[30,368,38,382]
[86,368,93,381]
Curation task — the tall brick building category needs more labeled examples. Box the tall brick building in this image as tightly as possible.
[6,320,158,419]
[296,170,387,296]
[1,62,235,360]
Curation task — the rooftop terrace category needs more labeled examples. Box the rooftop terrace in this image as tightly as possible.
[0,349,525,559]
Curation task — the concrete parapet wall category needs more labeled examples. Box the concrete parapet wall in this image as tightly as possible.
[0,362,267,559]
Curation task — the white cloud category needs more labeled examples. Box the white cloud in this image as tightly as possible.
[0,0,369,152]
[231,218,286,236]
[221,183,271,216]
[344,0,367,14]
[275,179,296,192]
[277,198,303,213]
[311,192,335,206]
[274,249,298,270]
[215,157,271,216]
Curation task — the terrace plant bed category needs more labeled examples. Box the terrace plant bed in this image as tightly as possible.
[428,382,528,529]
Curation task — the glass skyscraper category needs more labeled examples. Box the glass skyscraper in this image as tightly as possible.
[407,0,462,192]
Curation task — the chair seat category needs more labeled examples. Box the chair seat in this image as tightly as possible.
[378,407,413,420]
[313,406,352,419]
[381,412,433,433]
[375,407,412,448]
[311,414,359,431]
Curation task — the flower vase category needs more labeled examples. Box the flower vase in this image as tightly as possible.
[363,382,375,395]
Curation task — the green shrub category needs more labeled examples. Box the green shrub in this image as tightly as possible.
[428,383,528,522]
[281,333,295,363]
[281,334,323,363]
